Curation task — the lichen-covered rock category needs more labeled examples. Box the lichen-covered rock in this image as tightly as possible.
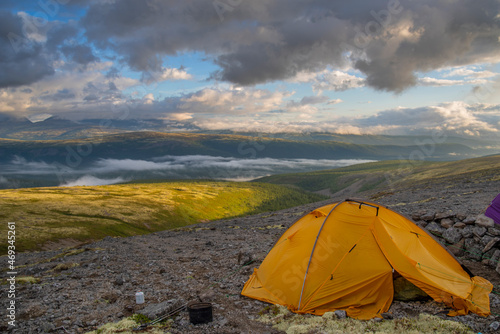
[411,211,425,221]
[461,225,474,238]
[138,299,182,320]
[465,238,475,249]
[443,228,462,244]
[420,212,435,222]
[489,249,500,268]
[490,293,500,308]
[334,310,347,319]
[440,218,454,229]
[480,234,494,246]
[473,226,487,238]
[488,227,500,236]
[466,247,483,261]
[425,222,445,236]
[464,238,483,261]
[416,220,428,229]
[482,248,497,267]
[482,237,500,255]
[476,214,495,228]
[435,210,455,220]
[463,216,476,225]
[490,321,500,331]
[381,312,393,319]
[447,238,465,257]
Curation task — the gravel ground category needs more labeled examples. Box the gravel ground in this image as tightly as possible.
[1,173,500,333]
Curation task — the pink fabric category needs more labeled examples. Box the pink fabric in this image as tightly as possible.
[485,193,500,225]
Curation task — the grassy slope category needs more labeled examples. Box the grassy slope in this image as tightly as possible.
[0,181,325,254]
[255,160,405,193]
[3,154,498,254]
[256,155,500,194]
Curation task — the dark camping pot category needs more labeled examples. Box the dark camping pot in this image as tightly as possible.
[188,302,213,325]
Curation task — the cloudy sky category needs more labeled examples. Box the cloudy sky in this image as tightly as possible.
[1,0,500,137]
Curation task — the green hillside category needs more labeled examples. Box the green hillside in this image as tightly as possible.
[256,160,408,193]
[256,155,500,194]
[0,181,325,254]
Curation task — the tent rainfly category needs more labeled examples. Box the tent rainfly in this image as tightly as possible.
[485,193,500,225]
[241,199,493,319]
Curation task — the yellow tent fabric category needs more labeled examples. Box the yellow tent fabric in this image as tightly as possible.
[241,199,492,319]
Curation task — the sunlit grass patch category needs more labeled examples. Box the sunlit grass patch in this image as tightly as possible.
[0,181,325,254]
[258,305,474,334]
[0,276,40,285]
[85,317,166,334]
[17,276,41,284]
[52,262,80,272]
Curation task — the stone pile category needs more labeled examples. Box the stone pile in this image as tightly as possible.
[412,210,500,274]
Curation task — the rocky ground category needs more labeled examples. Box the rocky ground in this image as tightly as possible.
[1,173,500,333]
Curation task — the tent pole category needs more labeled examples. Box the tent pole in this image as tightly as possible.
[297,200,345,311]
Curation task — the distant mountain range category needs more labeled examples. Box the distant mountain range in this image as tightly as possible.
[0,115,497,152]
[0,115,193,140]
[0,131,484,165]
[0,116,498,189]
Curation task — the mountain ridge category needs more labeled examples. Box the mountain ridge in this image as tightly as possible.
[0,130,478,164]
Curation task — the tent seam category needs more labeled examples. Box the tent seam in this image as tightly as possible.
[297,200,345,310]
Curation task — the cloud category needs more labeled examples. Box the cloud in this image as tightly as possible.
[141,67,193,84]
[314,70,366,92]
[90,155,376,181]
[162,113,193,121]
[443,67,499,79]
[1,154,375,186]
[86,86,293,120]
[289,69,365,91]
[81,0,500,92]
[176,86,290,114]
[0,9,103,89]
[60,44,98,65]
[356,101,500,136]
[299,95,330,105]
[0,11,55,88]
[191,116,367,134]
[418,64,498,87]
[0,61,139,117]
[61,175,128,187]
[0,175,18,189]
[327,99,343,105]
[190,101,500,137]
[418,77,469,87]
[40,88,76,101]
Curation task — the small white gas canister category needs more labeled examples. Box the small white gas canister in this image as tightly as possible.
[135,291,144,304]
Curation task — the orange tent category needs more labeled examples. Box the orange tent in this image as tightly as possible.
[241,199,492,319]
